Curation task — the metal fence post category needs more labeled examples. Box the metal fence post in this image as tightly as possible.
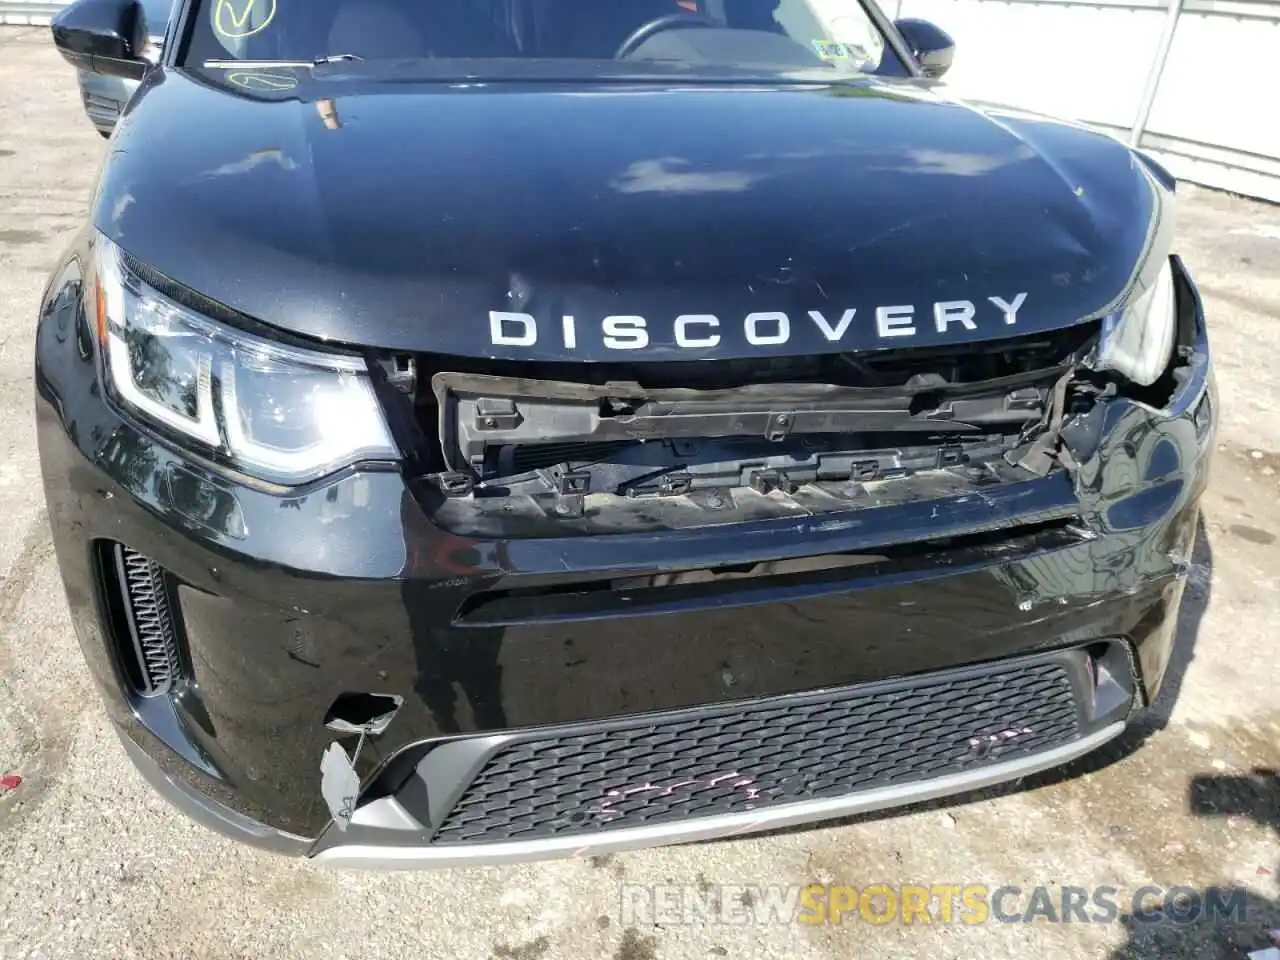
[1129,0,1184,146]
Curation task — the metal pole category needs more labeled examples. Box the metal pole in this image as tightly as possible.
[1129,0,1184,147]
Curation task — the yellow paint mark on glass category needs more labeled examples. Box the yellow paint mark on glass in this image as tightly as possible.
[812,40,851,61]
[214,0,277,40]
[226,71,297,92]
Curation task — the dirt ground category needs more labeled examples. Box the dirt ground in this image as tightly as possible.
[0,25,1277,960]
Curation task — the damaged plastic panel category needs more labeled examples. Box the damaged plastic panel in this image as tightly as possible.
[396,324,1117,535]
[1010,256,1204,478]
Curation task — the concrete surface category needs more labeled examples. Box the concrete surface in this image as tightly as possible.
[1,26,1278,960]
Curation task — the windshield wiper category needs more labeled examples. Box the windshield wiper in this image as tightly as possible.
[203,54,364,69]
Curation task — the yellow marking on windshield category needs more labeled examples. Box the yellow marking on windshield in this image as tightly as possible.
[226,70,297,91]
[812,40,852,60]
[214,0,277,40]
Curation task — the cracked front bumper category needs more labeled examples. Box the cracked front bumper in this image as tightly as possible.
[35,256,1215,864]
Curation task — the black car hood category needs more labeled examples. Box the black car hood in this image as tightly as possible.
[95,68,1161,360]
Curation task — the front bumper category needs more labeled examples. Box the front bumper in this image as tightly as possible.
[118,692,1129,868]
[35,255,1216,865]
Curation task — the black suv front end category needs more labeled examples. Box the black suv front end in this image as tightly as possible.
[39,0,1215,866]
[36,242,1214,866]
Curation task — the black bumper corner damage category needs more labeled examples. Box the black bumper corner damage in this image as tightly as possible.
[34,255,1214,864]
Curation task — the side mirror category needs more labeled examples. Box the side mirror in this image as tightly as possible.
[51,0,149,81]
[894,18,955,79]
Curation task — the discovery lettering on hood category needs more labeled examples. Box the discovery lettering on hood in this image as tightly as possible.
[489,293,1029,352]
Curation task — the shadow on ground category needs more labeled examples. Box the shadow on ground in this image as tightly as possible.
[1107,767,1280,960]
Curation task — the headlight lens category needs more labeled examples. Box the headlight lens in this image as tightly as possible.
[95,236,397,484]
[1093,256,1177,388]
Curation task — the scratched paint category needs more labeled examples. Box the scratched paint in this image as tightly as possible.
[967,727,1034,751]
[594,773,764,822]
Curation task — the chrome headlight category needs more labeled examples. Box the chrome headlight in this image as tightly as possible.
[1092,256,1177,387]
[93,236,397,484]
[1091,158,1179,389]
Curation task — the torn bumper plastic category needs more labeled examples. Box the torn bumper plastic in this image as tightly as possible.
[35,257,1214,862]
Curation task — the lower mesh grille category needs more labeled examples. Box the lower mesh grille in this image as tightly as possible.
[112,545,183,697]
[432,660,1082,844]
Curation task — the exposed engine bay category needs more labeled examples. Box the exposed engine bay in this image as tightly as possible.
[392,322,1117,535]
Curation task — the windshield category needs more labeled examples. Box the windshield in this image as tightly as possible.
[184,0,905,77]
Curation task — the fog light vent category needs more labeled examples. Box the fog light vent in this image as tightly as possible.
[112,544,183,697]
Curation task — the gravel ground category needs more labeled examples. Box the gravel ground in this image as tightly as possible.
[1,26,1277,960]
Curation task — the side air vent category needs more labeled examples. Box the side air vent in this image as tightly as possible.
[105,543,184,698]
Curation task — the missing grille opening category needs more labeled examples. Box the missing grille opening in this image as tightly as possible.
[412,321,1101,483]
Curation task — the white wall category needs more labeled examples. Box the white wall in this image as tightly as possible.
[6,0,1279,201]
[897,0,1280,202]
